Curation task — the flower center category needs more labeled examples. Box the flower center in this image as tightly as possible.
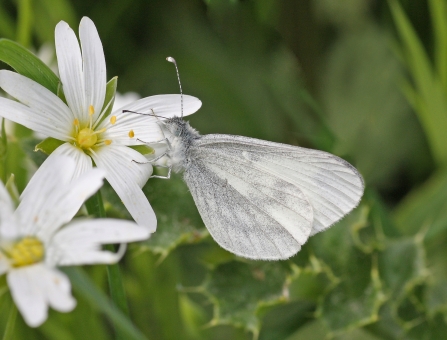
[6,237,44,268]
[77,127,98,149]
[71,105,112,149]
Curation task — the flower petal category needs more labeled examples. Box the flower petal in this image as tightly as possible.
[99,94,202,145]
[16,149,98,241]
[0,70,74,139]
[48,142,93,179]
[91,145,156,232]
[39,267,76,313]
[0,97,72,141]
[46,219,150,266]
[79,17,106,122]
[7,264,75,327]
[7,265,47,327]
[55,20,87,122]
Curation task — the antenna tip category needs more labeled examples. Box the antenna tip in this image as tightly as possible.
[166,56,176,63]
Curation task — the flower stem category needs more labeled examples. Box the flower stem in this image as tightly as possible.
[85,190,129,338]
[2,300,17,340]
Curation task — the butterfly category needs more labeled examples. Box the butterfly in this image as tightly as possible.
[131,57,364,260]
[156,115,364,260]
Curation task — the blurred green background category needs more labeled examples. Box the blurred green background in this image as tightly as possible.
[1,0,447,339]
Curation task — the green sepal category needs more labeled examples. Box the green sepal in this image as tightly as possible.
[128,145,155,156]
[97,76,118,125]
[35,137,65,155]
[57,81,68,105]
[0,39,59,94]
[5,174,19,206]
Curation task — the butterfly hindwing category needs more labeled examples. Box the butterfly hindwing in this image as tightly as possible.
[183,146,314,260]
[195,134,364,236]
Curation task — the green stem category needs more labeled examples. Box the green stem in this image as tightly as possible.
[2,302,17,340]
[16,0,32,47]
[85,190,129,339]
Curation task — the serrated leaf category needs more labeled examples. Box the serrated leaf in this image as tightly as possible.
[141,174,208,259]
[35,137,65,155]
[318,255,385,336]
[201,260,292,336]
[0,39,59,94]
[378,237,427,301]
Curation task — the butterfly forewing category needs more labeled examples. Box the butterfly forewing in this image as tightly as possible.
[195,134,364,236]
[183,155,313,260]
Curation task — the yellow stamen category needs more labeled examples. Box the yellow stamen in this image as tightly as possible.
[95,127,107,134]
[104,140,112,145]
[73,118,79,126]
[77,128,98,149]
[128,130,135,138]
[7,237,44,267]
[89,105,95,116]
[110,116,117,125]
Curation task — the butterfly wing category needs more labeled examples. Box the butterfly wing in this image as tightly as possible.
[194,134,364,236]
[183,152,314,260]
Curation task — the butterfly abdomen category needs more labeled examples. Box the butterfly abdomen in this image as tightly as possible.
[163,117,201,173]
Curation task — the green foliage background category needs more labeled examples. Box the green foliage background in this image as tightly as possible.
[0,0,446,339]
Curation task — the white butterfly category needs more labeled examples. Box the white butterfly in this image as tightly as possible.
[156,116,364,260]
[139,57,364,260]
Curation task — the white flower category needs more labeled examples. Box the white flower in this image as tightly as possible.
[0,156,150,327]
[0,17,202,232]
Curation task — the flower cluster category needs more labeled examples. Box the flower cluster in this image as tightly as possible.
[0,17,201,327]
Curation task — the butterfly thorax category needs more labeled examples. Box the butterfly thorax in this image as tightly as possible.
[161,117,200,173]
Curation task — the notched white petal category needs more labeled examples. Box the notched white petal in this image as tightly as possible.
[7,264,76,327]
[55,20,87,122]
[79,16,106,122]
[99,95,202,145]
[0,70,73,137]
[47,219,150,266]
[7,265,48,327]
[91,145,156,232]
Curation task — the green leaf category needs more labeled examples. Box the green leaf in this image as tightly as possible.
[0,39,59,94]
[200,260,292,337]
[393,171,447,240]
[34,137,65,155]
[389,0,447,167]
[429,0,447,88]
[2,303,17,340]
[63,267,147,340]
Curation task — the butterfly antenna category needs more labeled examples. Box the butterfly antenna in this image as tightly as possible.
[166,56,183,117]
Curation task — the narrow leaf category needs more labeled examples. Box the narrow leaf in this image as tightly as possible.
[63,267,147,340]
[0,39,59,93]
